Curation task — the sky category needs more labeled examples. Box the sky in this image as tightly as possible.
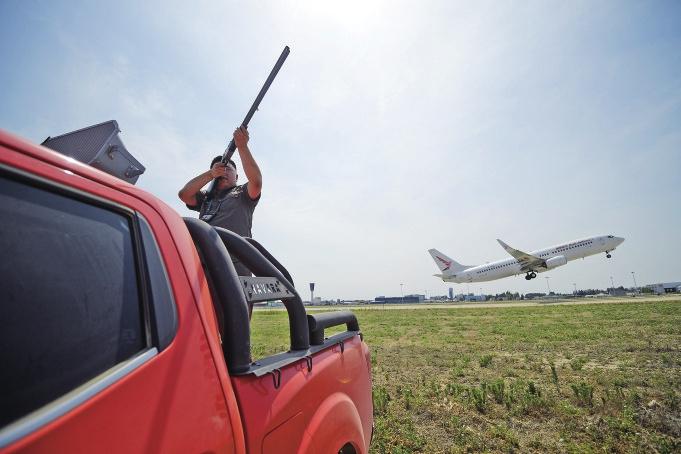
[1,0,680,300]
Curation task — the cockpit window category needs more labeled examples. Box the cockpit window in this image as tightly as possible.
[608,235,614,238]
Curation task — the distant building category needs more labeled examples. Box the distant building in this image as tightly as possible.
[525,292,546,300]
[646,282,681,294]
[430,295,448,301]
[374,294,425,304]
[464,294,486,302]
[448,287,454,299]
[306,296,323,306]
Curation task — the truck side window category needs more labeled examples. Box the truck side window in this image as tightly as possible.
[0,175,146,428]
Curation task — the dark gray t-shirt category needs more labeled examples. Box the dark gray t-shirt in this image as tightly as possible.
[187,183,259,238]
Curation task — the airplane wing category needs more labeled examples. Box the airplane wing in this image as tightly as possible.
[496,239,545,272]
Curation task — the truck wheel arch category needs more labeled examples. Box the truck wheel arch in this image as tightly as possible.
[297,392,366,454]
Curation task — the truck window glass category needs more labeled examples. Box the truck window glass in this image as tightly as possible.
[0,175,145,428]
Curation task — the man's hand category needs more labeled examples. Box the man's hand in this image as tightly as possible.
[234,126,249,149]
[210,162,229,179]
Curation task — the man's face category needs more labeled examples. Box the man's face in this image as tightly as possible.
[216,163,238,189]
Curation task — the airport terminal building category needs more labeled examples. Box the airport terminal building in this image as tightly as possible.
[646,282,681,294]
[374,295,425,304]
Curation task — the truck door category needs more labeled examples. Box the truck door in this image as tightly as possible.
[0,151,237,454]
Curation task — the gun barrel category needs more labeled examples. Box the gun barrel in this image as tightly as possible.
[222,46,290,163]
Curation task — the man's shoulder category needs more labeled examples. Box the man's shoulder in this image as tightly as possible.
[241,182,261,203]
[186,189,207,211]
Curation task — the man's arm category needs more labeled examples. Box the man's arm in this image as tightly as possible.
[178,164,228,205]
[234,126,262,200]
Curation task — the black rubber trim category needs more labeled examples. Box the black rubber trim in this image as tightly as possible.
[236,331,359,377]
[137,214,178,350]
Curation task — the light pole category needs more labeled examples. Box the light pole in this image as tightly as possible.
[400,283,404,304]
[573,283,577,295]
[610,276,614,290]
[545,276,551,294]
[631,271,638,294]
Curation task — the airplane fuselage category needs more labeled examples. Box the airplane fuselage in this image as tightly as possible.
[442,235,624,283]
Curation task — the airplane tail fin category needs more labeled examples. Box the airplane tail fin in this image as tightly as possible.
[428,249,471,274]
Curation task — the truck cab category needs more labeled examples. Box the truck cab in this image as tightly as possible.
[0,129,373,454]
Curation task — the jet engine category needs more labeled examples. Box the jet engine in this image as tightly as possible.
[545,255,567,269]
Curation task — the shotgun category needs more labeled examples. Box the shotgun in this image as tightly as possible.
[221,45,290,164]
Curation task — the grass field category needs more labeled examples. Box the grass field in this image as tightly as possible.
[251,300,681,453]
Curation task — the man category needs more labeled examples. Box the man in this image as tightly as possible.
[178,126,262,276]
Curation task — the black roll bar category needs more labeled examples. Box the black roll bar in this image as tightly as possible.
[214,227,309,351]
[183,218,251,373]
[245,237,294,287]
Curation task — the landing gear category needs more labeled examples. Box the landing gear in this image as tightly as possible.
[606,251,612,258]
[525,271,537,280]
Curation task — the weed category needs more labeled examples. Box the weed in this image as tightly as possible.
[401,387,415,410]
[528,381,541,396]
[445,382,466,397]
[451,356,471,377]
[489,379,505,404]
[571,381,594,407]
[451,365,466,378]
[570,357,588,371]
[373,386,390,415]
[653,434,681,454]
[557,400,581,416]
[660,353,673,367]
[372,413,425,453]
[425,380,439,398]
[480,354,493,368]
[612,377,628,389]
[491,423,520,449]
[503,379,522,409]
[665,391,679,412]
[470,384,487,413]
[628,390,642,407]
[550,362,559,388]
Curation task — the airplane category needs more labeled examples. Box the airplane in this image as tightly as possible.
[429,235,625,283]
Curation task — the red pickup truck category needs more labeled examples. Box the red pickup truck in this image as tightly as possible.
[0,129,373,453]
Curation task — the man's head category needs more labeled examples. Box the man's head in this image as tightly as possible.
[210,155,238,189]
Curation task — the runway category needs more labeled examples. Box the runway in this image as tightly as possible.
[297,294,679,311]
